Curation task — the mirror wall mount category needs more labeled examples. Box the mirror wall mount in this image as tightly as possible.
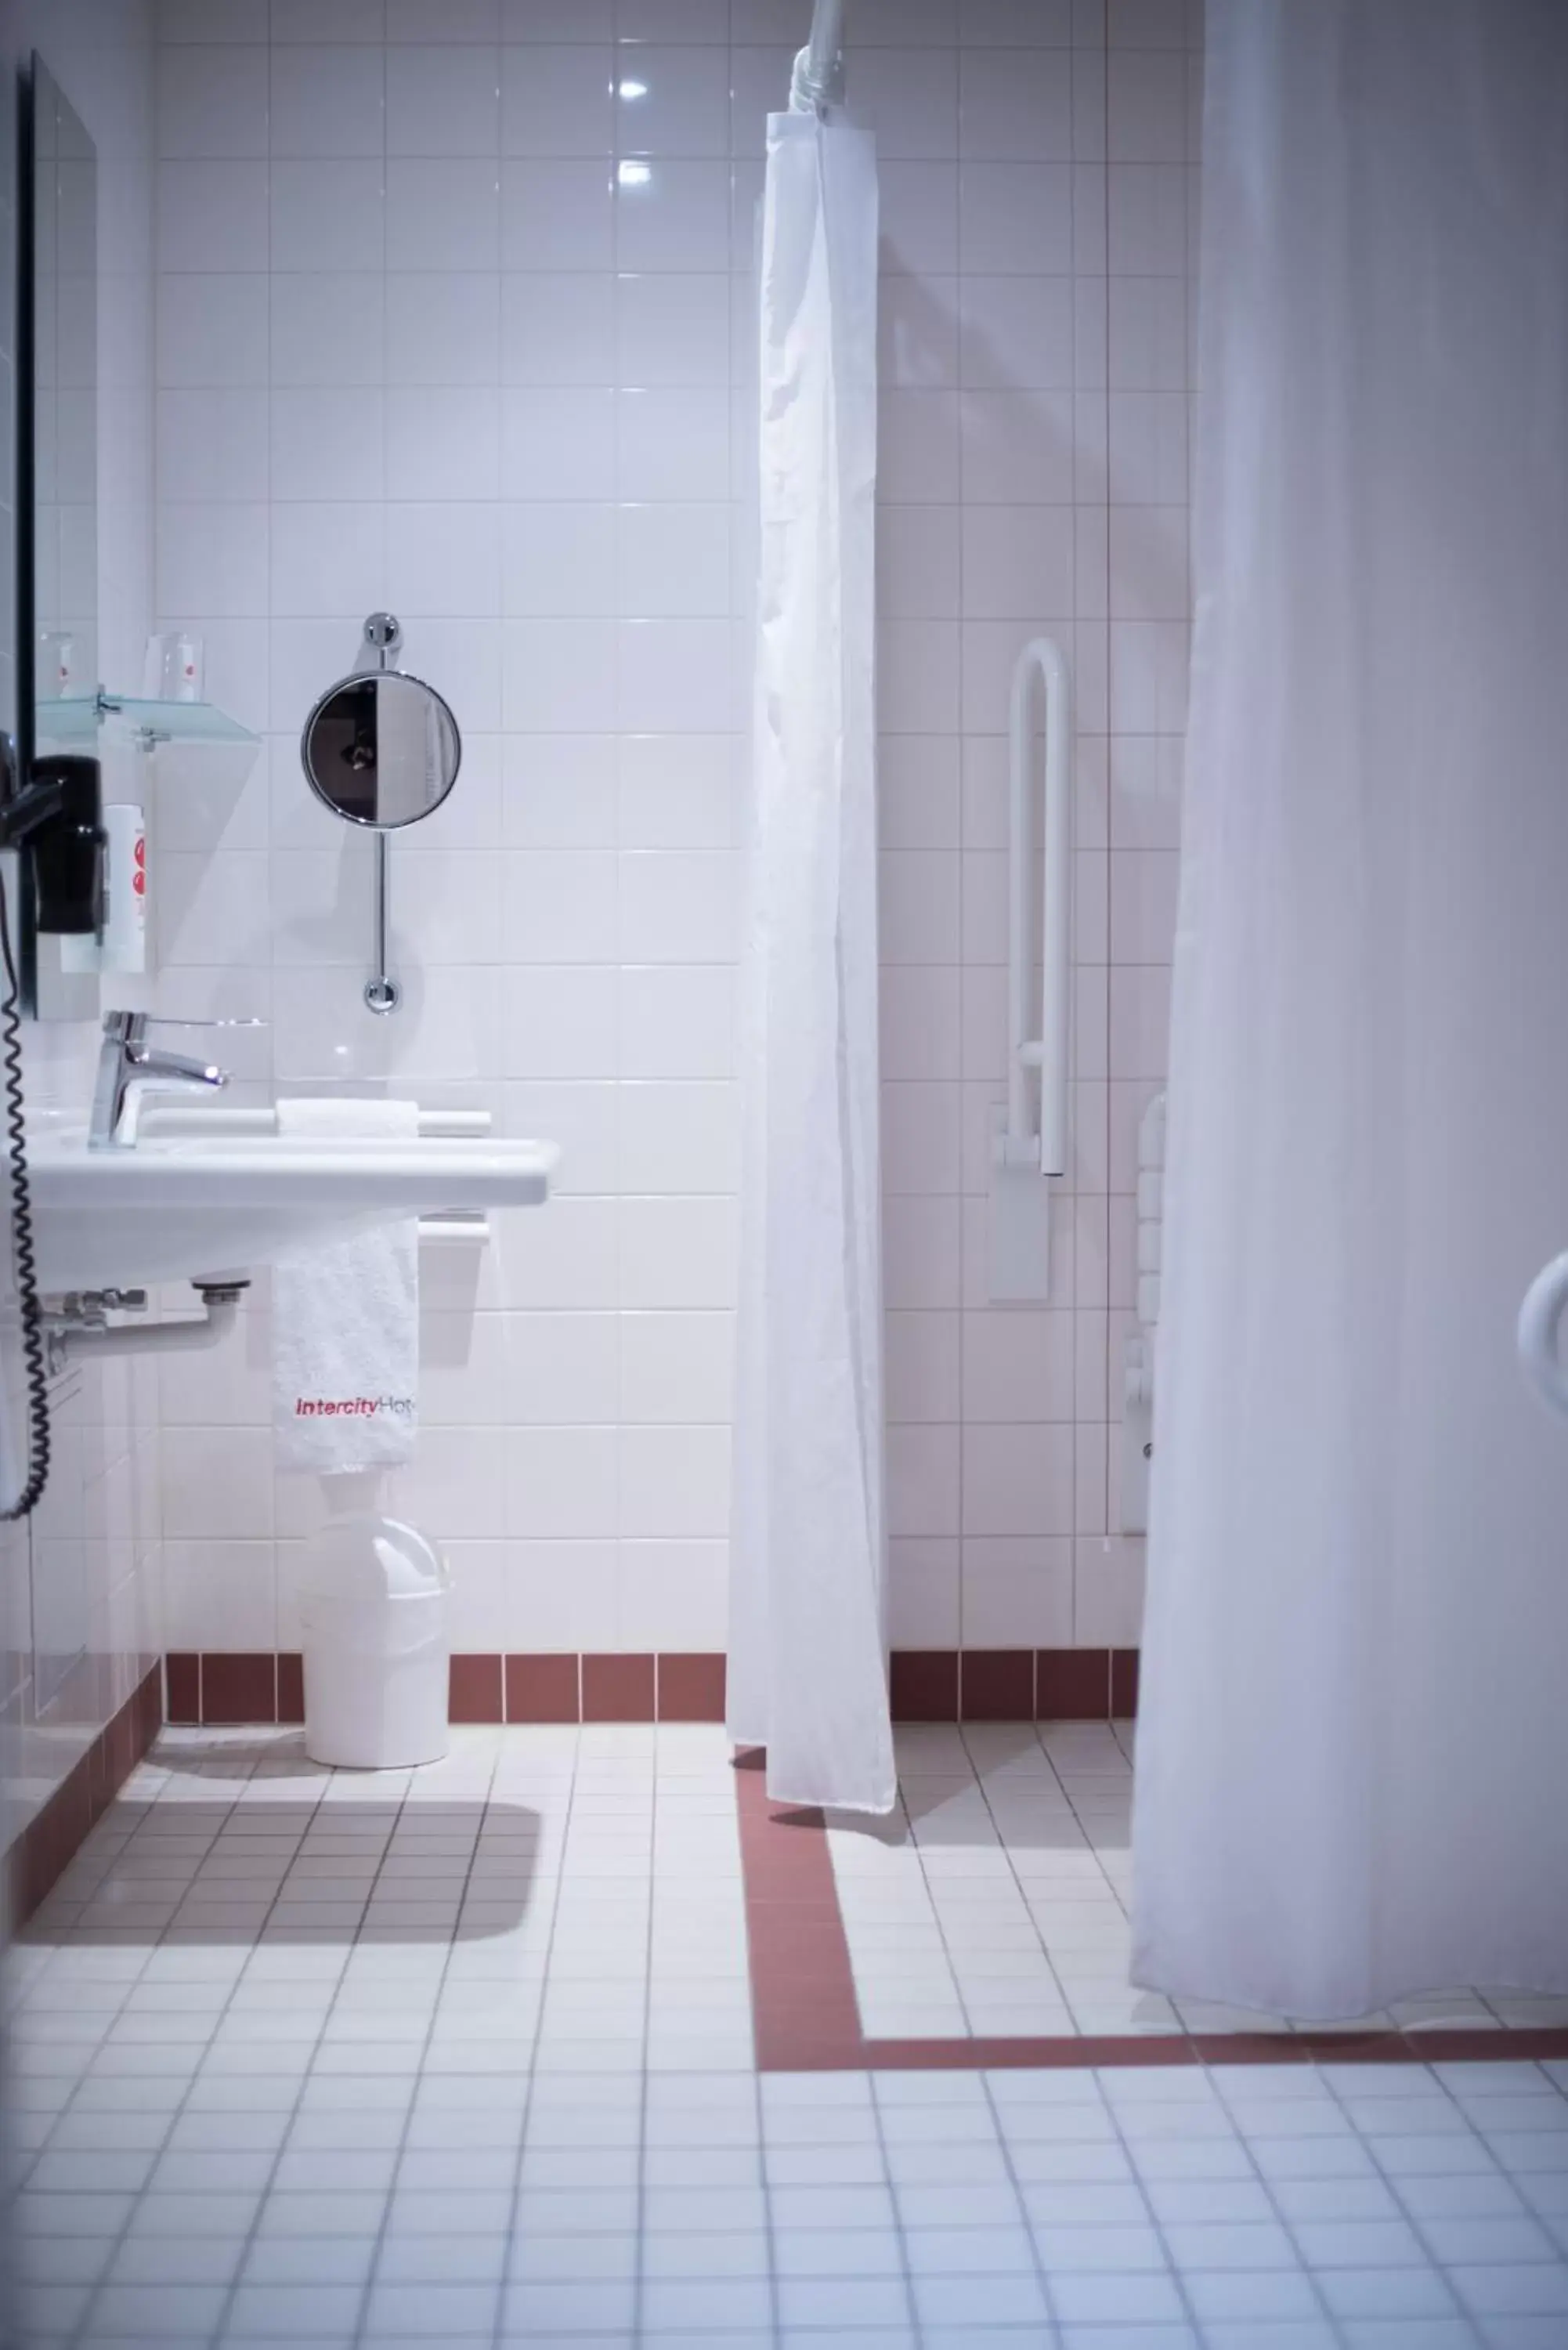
[299,614,462,1018]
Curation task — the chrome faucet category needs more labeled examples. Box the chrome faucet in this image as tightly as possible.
[89,1011,229,1148]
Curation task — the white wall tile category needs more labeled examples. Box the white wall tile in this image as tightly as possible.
[386,501,503,616]
[619,45,728,157]
[386,387,501,499]
[503,388,616,498]
[503,272,616,385]
[616,618,732,731]
[270,44,385,157]
[267,0,385,41]
[618,966,734,1078]
[618,1426,731,1538]
[269,161,385,273]
[620,851,735,963]
[272,389,385,501]
[620,1313,732,1425]
[501,159,614,270]
[959,274,1075,390]
[617,502,730,617]
[963,1423,1075,1536]
[157,274,268,385]
[157,387,269,499]
[501,619,617,730]
[620,1198,737,1310]
[146,0,1173,1659]
[501,504,616,617]
[618,1079,738,1194]
[386,43,502,156]
[614,161,730,273]
[501,967,617,1079]
[270,274,385,388]
[501,44,614,158]
[615,273,730,386]
[959,162,1072,274]
[388,158,504,272]
[617,1540,726,1650]
[157,160,269,271]
[501,845,617,960]
[959,48,1074,161]
[962,1536,1074,1645]
[617,732,734,848]
[615,387,730,501]
[157,44,269,158]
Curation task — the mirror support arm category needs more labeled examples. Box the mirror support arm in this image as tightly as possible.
[366,832,399,1017]
[363,613,401,1014]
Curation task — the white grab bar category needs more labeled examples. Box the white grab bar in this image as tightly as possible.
[1519,1252,1568,1419]
[1006,636,1072,1178]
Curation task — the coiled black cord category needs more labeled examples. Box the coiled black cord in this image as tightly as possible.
[0,874,49,1520]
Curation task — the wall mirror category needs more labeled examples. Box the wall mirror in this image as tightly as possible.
[301,615,462,1014]
[10,54,99,1021]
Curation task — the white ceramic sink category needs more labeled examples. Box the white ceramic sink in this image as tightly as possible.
[28,1116,555,1292]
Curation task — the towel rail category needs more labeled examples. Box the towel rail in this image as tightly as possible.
[135,1103,495,1242]
[137,1106,492,1140]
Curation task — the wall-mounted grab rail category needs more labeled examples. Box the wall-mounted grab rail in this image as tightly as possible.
[1003,636,1072,1180]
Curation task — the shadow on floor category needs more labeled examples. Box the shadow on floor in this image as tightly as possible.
[19,1767,544,1946]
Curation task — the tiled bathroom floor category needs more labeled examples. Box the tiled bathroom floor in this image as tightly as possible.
[7,1726,1568,2348]
[828,1724,1568,2043]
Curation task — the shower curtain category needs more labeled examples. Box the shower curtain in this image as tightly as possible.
[1134,0,1568,2018]
[727,107,894,1815]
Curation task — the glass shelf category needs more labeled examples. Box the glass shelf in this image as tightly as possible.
[35,692,259,750]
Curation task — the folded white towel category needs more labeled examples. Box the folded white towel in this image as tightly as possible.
[273,1097,420,1473]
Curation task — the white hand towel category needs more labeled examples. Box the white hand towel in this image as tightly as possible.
[273,1097,420,1473]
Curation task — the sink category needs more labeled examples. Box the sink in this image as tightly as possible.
[27,1115,556,1292]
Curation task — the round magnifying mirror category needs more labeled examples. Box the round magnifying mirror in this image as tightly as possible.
[300,671,461,830]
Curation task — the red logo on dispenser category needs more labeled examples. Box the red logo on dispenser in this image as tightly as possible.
[132,835,146,895]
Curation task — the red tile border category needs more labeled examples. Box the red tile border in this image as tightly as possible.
[583,1652,656,1722]
[961,1649,1036,1720]
[1036,1647,1113,1719]
[157,1650,1137,1726]
[1111,1647,1140,1716]
[276,1653,305,1726]
[732,1744,1568,2075]
[5,1665,164,1928]
[504,1652,580,1723]
[165,1651,201,1726]
[889,1650,959,1722]
[449,1653,504,1725]
[201,1652,277,1726]
[657,1652,727,1722]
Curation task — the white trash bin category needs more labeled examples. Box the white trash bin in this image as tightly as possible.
[299,1514,450,1769]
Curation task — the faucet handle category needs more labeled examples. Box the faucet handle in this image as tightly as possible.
[103,1010,266,1035]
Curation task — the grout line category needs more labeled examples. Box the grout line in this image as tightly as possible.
[492,1721,581,2350]
[1087,2063,1209,2344]
[630,1710,657,2341]
[866,2068,923,2344]
[347,1736,500,2349]
[977,2060,1064,2341]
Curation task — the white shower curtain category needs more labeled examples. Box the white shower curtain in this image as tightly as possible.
[1134,0,1568,2018]
[727,107,894,1816]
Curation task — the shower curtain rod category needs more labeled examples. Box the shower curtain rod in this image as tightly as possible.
[790,0,846,110]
